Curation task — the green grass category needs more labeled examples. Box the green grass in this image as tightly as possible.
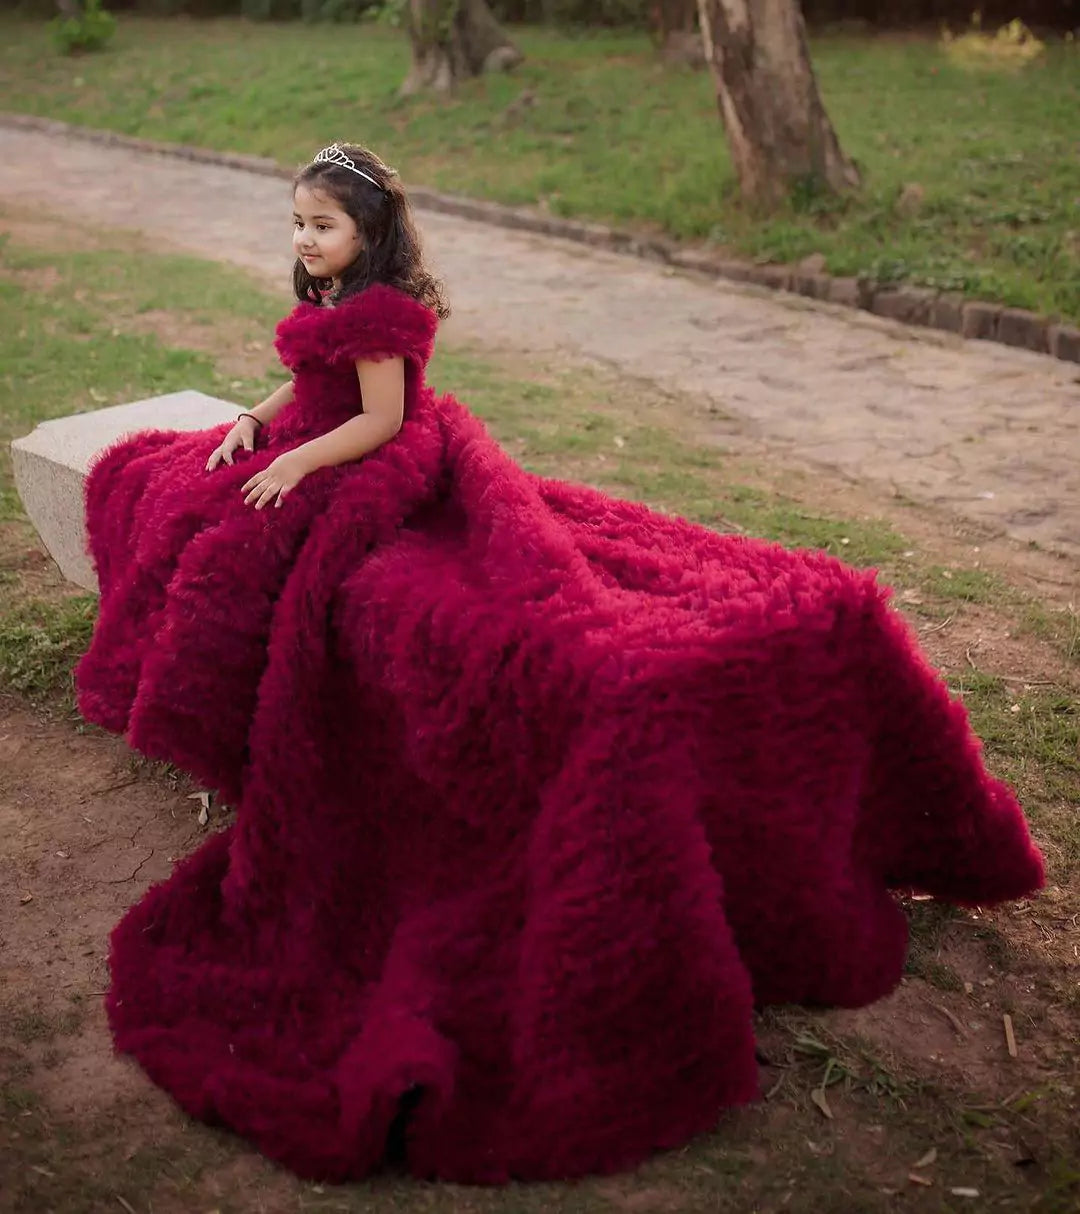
[1016,603,1080,665]
[0,233,283,466]
[918,564,1006,604]
[0,596,97,697]
[0,225,286,696]
[0,16,1078,320]
[950,668,1080,876]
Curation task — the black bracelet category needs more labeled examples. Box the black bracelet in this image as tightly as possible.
[237,412,264,428]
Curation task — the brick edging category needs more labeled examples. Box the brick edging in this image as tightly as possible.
[4,111,1078,365]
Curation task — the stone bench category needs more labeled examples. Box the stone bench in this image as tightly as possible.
[11,390,237,593]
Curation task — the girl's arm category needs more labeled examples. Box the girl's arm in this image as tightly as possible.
[240,359,405,508]
[244,378,295,426]
[295,358,405,472]
[207,378,295,472]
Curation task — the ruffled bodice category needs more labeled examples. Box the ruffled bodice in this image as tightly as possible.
[269,283,439,441]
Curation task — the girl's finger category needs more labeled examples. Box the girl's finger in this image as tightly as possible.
[242,434,254,451]
[245,477,267,505]
[223,448,234,466]
[255,482,278,511]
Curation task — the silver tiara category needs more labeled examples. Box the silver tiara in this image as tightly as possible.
[312,144,383,190]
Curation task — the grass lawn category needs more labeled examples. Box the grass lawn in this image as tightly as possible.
[2,207,1079,1211]
[0,16,1078,322]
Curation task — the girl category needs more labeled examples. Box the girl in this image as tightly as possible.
[203,143,448,509]
[78,143,1043,1187]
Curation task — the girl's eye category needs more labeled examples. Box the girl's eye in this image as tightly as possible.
[294,219,303,229]
[316,224,329,232]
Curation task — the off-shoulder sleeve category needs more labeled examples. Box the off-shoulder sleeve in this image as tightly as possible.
[325,284,438,368]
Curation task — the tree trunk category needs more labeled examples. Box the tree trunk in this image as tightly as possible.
[401,0,524,96]
[696,0,860,208]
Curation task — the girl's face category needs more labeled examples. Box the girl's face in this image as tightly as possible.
[292,184,364,286]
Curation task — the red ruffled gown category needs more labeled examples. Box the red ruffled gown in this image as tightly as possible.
[75,283,1044,1184]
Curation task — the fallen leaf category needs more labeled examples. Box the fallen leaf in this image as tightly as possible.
[810,1087,833,1119]
[913,1148,938,1169]
[189,790,212,826]
[950,1189,980,1199]
[908,1173,933,1187]
[19,892,33,905]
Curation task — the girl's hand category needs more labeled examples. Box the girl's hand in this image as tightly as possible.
[241,449,312,510]
[206,417,259,472]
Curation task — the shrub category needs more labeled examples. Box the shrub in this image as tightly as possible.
[941,15,1047,73]
[51,0,117,53]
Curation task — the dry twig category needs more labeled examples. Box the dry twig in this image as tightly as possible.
[923,614,955,634]
[932,1003,967,1037]
[1003,1013,1018,1059]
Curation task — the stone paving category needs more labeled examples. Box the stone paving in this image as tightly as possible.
[2,124,1077,556]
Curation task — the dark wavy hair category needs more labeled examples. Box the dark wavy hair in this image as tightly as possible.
[292,143,449,319]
